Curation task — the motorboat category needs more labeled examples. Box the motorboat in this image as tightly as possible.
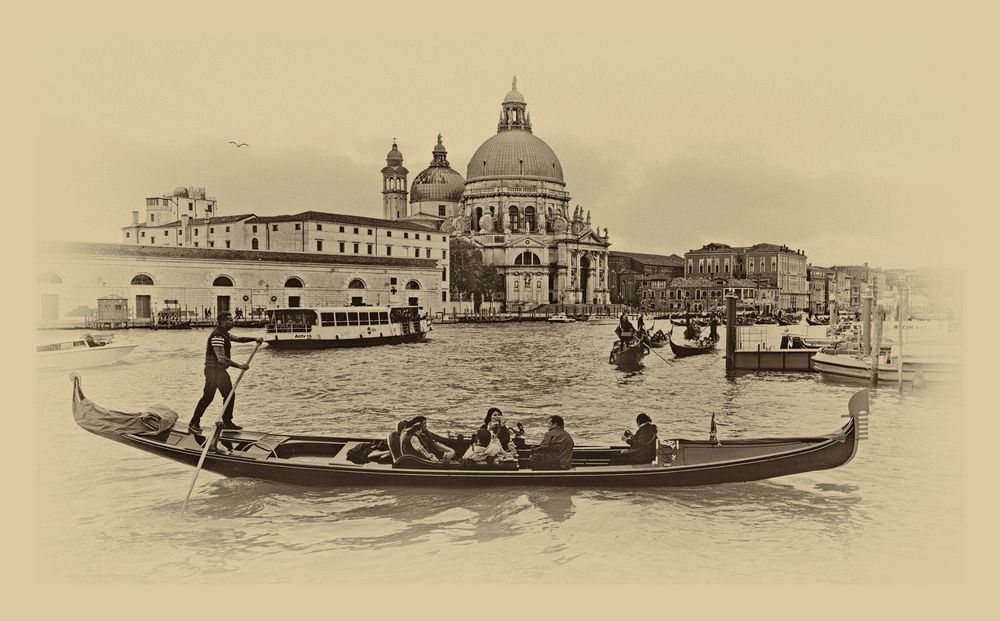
[37,334,137,370]
[546,313,576,323]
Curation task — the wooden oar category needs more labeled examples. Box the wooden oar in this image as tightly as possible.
[181,341,262,513]
[645,341,675,366]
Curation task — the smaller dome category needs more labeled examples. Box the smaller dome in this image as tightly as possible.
[503,75,525,103]
[173,187,189,198]
[504,89,524,104]
[385,141,403,164]
[410,167,465,203]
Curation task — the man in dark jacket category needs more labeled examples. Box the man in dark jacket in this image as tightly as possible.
[614,413,658,464]
[531,415,574,470]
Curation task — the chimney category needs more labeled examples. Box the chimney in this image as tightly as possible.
[132,210,139,225]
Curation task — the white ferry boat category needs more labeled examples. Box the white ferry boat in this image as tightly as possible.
[263,305,431,349]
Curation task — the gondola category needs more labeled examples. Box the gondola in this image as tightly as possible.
[647,329,668,348]
[668,332,717,357]
[806,317,829,326]
[609,339,649,367]
[69,375,868,488]
[152,320,192,330]
[670,319,689,327]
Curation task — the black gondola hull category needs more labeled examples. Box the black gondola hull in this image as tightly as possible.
[71,376,866,489]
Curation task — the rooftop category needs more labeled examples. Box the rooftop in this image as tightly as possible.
[609,251,684,267]
[39,241,437,269]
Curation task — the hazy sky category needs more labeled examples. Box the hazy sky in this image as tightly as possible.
[29,1,992,269]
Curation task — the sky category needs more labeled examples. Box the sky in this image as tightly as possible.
[26,1,994,270]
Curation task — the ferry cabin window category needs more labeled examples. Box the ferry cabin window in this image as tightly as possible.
[348,312,360,326]
[321,312,335,326]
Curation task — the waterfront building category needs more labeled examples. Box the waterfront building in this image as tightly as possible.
[807,265,834,314]
[662,277,763,314]
[608,251,685,307]
[383,78,612,310]
[37,241,441,325]
[684,242,809,312]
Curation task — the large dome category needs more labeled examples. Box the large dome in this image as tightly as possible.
[466,130,564,184]
[466,79,565,185]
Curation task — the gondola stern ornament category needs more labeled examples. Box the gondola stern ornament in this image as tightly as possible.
[709,413,721,446]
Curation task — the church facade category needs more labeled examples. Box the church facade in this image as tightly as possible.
[383,78,611,309]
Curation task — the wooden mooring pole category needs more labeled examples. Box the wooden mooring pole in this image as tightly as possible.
[725,293,737,372]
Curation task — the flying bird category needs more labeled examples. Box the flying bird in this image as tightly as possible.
[229,141,249,148]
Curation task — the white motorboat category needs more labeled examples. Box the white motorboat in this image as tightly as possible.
[37,334,137,370]
[811,351,962,383]
[546,313,576,323]
[264,305,430,349]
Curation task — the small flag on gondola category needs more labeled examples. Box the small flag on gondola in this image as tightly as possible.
[709,413,720,446]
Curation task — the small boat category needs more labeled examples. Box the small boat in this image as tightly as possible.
[805,316,829,326]
[37,335,137,370]
[546,313,576,323]
[264,305,430,349]
[647,329,669,348]
[69,375,868,488]
[669,319,689,327]
[609,339,649,367]
[811,352,962,383]
[153,320,192,330]
[668,333,716,358]
[755,317,778,325]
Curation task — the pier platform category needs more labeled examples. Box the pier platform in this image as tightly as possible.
[731,347,818,371]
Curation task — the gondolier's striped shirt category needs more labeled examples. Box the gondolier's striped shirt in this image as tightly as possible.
[204,328,232,370]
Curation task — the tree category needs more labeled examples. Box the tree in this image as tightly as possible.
[449,237,505,301]
[449,237,485,301]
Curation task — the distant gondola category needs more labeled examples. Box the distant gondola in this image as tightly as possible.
[647,330,668,348]
[668,332,717,358]
[609,339,649,367]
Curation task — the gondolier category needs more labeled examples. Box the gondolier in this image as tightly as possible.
[188,312,263,433]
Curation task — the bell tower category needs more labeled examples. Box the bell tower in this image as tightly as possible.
[381,140,408,219]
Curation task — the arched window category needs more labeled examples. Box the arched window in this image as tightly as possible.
[348,279,365,289]
[473,207,483,232]
[212,276,234,287]
[508,206,520,232]
[405,280,420,290]
[131,274,154,285]
[251,238,259,250]
[284,277,303,288]
[514,251,541,266]
[524,206,535,232]
[38,272,63,284]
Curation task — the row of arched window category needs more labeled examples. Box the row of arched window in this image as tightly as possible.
[123,274,420,289]
[40,271,424,289]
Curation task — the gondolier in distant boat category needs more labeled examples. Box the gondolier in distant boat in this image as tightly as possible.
[188,312,263,433]
[708,315,720,342]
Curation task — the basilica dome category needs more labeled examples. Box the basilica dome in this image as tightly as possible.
[465,78,565,186]
[410,135,465,203]
[466,131,564,185]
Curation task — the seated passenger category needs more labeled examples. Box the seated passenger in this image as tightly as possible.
[400,416,455,462]
[613,413,658,464]
[462,425,517,464]
[481,408,514,452]
[530,415,574,470]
